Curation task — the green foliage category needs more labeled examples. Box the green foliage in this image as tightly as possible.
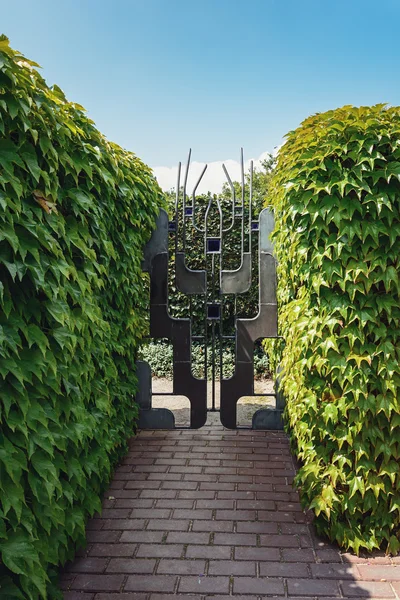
[268,104,400,555]
[0,36,163,598]
[139,340,270,380]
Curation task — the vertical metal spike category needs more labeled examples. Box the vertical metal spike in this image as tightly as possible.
[240,149,245,256]
[249,159,253,251]
[192,164,208,232]
[175,162,181,213]
[182,149,191,252]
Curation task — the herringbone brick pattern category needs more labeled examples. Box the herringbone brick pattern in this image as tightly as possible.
[60,428,400,599]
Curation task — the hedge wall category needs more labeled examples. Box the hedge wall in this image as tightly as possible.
[268,105,400,555]
[0,36,163,598]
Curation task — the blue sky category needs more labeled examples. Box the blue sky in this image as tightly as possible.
[3,0,400,190]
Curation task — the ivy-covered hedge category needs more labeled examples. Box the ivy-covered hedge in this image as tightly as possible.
[0,36,163,598]
[268,105,400,555]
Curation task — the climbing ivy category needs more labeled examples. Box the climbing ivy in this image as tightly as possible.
[0,36,163,598]
[268,104,400,554]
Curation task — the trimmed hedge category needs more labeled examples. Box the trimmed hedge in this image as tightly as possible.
[0,36,163,598]
[139,340,270,379]
[268,105,400,555]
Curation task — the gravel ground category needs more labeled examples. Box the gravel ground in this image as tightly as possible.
[151,377,275,426]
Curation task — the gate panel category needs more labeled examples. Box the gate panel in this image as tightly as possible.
[138,149,283,429]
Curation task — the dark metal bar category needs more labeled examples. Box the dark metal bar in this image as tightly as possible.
[222,163,236,233]
[211,320,216,411]
[240,148,245,257]
[248,159,253,252]
[182,149,191,253]
[203,201,208,386]
[192,164,208,232]
[175,162,181,254]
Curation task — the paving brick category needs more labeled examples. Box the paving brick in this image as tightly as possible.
[179,575,229,594]
[341,551,391,565]
[170,466,202,473]
[125,481,161,489]
[217,491,255,500]
[156,458,186,466]
[86,519,104,530]
[238,483,272,491]
[260,534,300,548]
[235,546,280,561]
[281,548,315,562]
[155,499,194,509]
[150,596,202,600]
[89,543,136,557]
[311,563,359,579]
[66,558,108,573]
[196,499,234,509]
[95,595,146,600]
[189,459,221,467]
[258,510,295,522]
[222,459,253,468]
[237,499,275,510]
[184,474,218,482]
[70,575,125,592]
[280,523,309,535]
[146,519,190,531]
[200,482,235,491]
[129,508,171,519]
[287,578,341,597]
[108,480,125,489]
[106,490,140,499]
[341,580,395,597]
[136,544,184,558]
[63,594,94,600]
[213,533,257,546]
[315,548,342,563]
[186,545,231,559]
[233,576,285,595]
[260,561,309,578]
[192,520,233,533]
[106,558,156,573]
[124,575,177,592]
[148,472,182,481]
[102,519,145,530]
[166,531,210,545]
[161,481,198,490]
[236,521,278,534]
[140,489,177,499]
[157,558,206,575]
[257,491,290,501]
[86,530,120,543]
[134,465,168,473]
[119,531,164,544]
[216,510,256,521]
[173,509,213,520]
[178,490,215,499]
[209,560,256,576]
[114,499,154,509]
[219,475,253,483]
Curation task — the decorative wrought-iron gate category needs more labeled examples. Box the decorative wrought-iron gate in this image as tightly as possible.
[137,150,284,430]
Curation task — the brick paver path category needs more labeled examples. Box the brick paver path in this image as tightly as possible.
[61,428,400,599]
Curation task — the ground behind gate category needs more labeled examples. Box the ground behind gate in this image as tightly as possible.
[60,428,400,599]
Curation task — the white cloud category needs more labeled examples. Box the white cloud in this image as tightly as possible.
[152,150,276,195]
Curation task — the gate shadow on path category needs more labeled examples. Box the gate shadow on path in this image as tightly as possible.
[60,427,399,599]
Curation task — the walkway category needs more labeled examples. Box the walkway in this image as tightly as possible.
[61,427,400,599]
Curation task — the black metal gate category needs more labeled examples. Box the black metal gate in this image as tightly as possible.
[137,150,283,430]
